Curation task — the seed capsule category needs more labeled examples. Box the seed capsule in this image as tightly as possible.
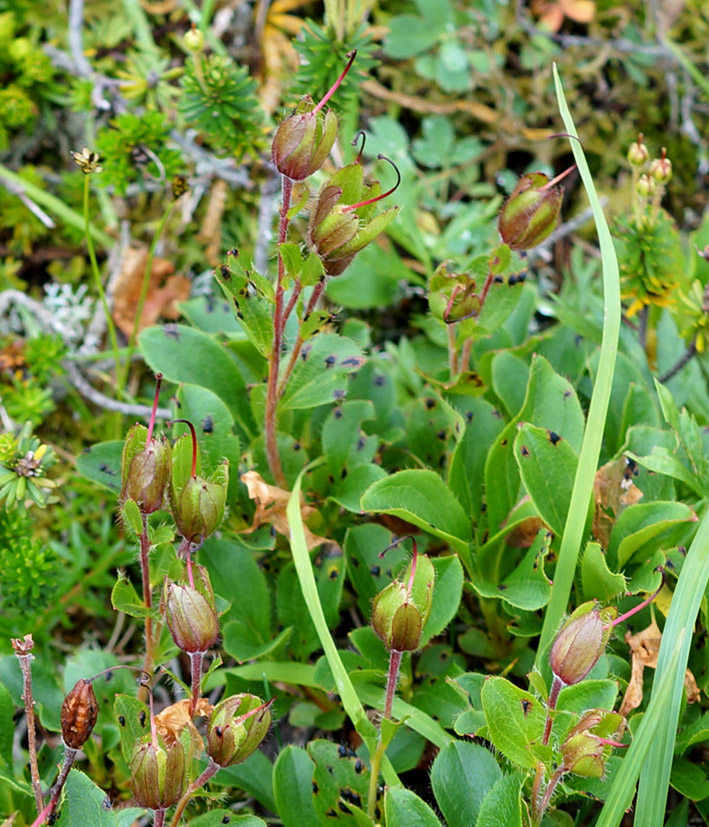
[206,694,271,767]
[550,602,615,686]
[130,736,186,810]
[163,565,219,654]
[61,679,99,749]
[371,551,435,652]
[498,172,563,251]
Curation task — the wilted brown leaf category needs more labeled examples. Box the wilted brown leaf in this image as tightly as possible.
[592,456,643,548]
[112,247,190,337]
[531,0,595,32]
[619,618,700,716]
[241,470,328,550]
[155,698,213,745]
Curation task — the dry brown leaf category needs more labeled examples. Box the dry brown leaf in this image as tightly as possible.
[619,618,700,716]
[154,698,213,744]
[112,247,190,337]
[506,516,548,548]
[241,470,328,550]
[592,456,643,547]
[531,0,595,32]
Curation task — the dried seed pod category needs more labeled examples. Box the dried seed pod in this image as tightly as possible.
[61,679,99,749]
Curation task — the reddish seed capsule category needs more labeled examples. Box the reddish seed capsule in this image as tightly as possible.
[498,172,563,251]
[61,679,99,749]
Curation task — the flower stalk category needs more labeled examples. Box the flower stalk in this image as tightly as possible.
[11,635,43,815]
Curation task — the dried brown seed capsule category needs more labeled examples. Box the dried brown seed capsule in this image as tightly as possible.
[61,679,99,749]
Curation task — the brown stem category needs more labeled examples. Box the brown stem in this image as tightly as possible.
[658,338,698,383]
[460,337,473,374]
[479,269,495,309]
[169,757,220,827]
[265,175,293,487]
[154,808,166,827]
[277,280,327,397]
[538,765,566,818]
[189,652,203,717]
[11,636,43,814]
[281,280,303,333]
[139,512,154,701]
[531,761,545,827]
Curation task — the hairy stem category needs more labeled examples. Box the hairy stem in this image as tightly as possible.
[447,324,458,380]
[139,512,154,700]
[12,637,43,814]
[83,174,121,389]
[277,280,327,397]
[189,652,203,717]
[154,808,166,827]
[265,176,293,487]
[169,757,220,827]
[542,675,563,746]
[367,649,402,820]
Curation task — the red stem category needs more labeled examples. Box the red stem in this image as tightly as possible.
[541,164,576,191]
[351,130,366,164]
[189,652,203,717]
[139,512,154,701]
[147,373,163,443]
[341,154,400,213]
[542,675,563,746]
[609,574,665,628]
[312,51,356,114]
[384,650,402,720]
[265,176,293,487]
[275,277,326,398]
[479,269,495,308]
[170,419,198,478]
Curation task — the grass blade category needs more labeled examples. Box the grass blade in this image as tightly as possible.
[633,505,709,824]
[287,469,400,787]
[537,66,622,659]
[595,634,685,827]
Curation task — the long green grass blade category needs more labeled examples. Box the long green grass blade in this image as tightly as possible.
[537,66,622,659]
[287,471,400,787]
[634,505,709,824]
[595,635,684,827]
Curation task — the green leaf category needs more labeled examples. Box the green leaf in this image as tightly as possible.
[215,265,274,358]
[431,741,502,827]
[214,750,277,813]
[279,334,364,411]
[447,397,505,525]
[0,681,14,768]
[222,622,291,663]
[330,463,387,513]
[308,739,372,824]
[475,773,524,827]
[480,677,546,769]
[322,400,377,472]
[0,654,63,731]
[628,447,706,497]
[75,440,123,493]
[475,529,552,611]
[608,501,696,568]
[111,573,154,618]
[114,695,150,764]
[384,788,441,826]
[273,746,319,827]
[200,537,271,633]
[514,423,579,537]
[178,295,241,335]
[581,542,626,602]
[484,354,584,535]
[491,352,529,419]
[669,757,708,800]
[422,555,464,645]
[189,813,265,827]
[139,324,255,438]
[384,15,440,60]
[360,470,472,563]
[55,769,116,827]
